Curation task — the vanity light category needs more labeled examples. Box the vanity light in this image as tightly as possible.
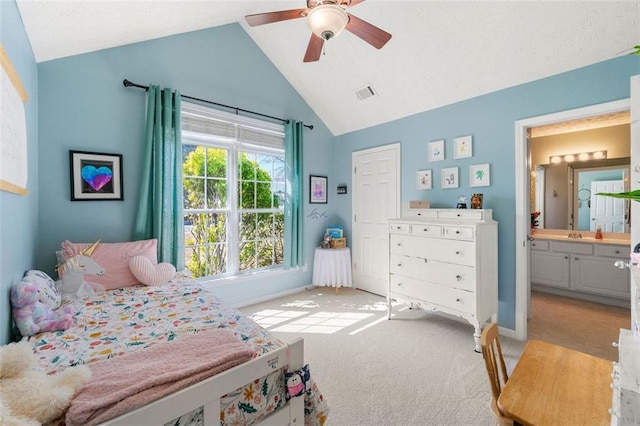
[548,150,607,164]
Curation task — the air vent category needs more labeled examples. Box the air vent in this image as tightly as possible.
[354,84,377,101]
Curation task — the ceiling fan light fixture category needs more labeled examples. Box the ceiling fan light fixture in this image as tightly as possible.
[307,4,348,40]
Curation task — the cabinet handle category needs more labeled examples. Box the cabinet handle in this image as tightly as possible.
[456,230,460,234]
[532,243,536,247]
[397,242,402,247]
[456,298,461,302]
[615,250,620,254]
[423,258,428,263]
[456,275,461,281]
[564,256,568,259]
[397,263,402,267]
[455,251,461,255]
[456,213,461,217]
[423,228,428,232]
[397,282,403,287]
[575,257,579,261]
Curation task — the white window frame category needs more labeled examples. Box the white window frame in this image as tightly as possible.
[181,102,285,278]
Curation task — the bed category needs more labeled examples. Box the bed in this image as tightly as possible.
[27,271,329,426]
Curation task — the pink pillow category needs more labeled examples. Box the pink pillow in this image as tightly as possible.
[61,239,158,290]
[129,256,176,286]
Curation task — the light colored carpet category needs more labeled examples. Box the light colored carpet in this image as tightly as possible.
[240,287,525,426]
[240,288,628,425]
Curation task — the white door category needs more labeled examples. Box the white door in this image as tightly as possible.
[590,180,625,232]
[352,144,400,296]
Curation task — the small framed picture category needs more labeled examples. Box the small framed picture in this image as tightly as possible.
[470,163,491,187]
[441,167,459,189]
[428,139,445,162]
[453,135,473,159]
[309,175,328,204]
[69,150,123,201]
[416,170,432,190]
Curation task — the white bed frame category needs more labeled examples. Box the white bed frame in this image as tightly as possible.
[101,338,305,426]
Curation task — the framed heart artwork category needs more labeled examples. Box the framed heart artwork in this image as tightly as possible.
[69,150,123,201]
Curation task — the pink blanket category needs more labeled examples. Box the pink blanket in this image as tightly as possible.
[66,328,254,426]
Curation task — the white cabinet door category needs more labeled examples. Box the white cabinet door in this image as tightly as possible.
[531,251,570,289]
[572,255,631,299]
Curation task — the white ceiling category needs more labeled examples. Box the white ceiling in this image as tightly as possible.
[15,0,640,136]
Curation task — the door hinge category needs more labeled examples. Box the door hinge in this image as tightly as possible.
[354,214,357,222]
[354,166,357,174]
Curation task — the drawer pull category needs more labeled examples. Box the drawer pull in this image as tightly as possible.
[423,258,428,263]
[397,282,403,287]
[615,250,620,254]
[564,256,568,259]
[455,251,461,255]
[397,263,402,267]
[456,213,461,217]
[456,230,460,234]
[456,275,461,281]
[456,298,461,302]
[397,242,403,247]
[423,228,428,232]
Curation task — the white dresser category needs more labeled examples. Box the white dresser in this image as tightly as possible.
[388,208,498,352]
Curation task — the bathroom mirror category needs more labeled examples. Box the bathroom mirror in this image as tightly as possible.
[530,117,631,233]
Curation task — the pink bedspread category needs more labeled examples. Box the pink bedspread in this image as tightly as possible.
[66,328,253,425]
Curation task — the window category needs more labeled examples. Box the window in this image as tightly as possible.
[181,102,285,279]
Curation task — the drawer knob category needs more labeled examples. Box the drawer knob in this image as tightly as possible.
[423,258,428,263]
[456,298,461,302]
[532,243,536,247]
[397,282,403,287]
[456,275,461,281]
[456,230,460,234]
[397,243,402,247]
[397,263,402,267]
[423,228,428,231]
[615,250,620,254]
[455,251,461,255]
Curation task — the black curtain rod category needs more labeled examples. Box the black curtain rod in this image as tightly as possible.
[123,79,313,130]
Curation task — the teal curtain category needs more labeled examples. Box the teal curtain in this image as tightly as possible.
[284,120,304,268]
[132,85,184,270]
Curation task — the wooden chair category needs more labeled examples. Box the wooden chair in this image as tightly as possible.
[481,322,514,426]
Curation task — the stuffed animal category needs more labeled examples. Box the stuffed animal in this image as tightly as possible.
[285,364,311,400]
[0,340,91,425]
[10,270,75,337]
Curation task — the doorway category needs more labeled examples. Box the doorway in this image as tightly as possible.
[514,97,634,340]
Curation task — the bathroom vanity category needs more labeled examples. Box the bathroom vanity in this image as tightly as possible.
[530,233,630,306]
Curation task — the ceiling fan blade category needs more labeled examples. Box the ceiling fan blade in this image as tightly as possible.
[245,9,308,27]
[345,13,392,49]
[303,33,324,62]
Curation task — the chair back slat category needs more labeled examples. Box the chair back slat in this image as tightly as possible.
[481,322,511,421]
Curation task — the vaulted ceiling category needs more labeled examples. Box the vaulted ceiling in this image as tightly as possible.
[15,1,640,135]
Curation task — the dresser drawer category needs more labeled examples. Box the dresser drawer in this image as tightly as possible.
[530,240,549,251]
[443,226,474,240]
[402,209,438,219]
[389,274,475,315]
[437,210,483,221]
[389,222,410,234]
[595,244,628,258]
[390,253,476,292]
[410,223,442,237]
[390,234,476,266]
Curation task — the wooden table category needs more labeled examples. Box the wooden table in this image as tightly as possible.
[497,340,613,426]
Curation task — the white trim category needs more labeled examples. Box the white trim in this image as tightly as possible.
[514,98,631,341]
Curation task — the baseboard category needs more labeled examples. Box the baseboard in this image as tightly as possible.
[532,285,630,308]
[232,284,313,309]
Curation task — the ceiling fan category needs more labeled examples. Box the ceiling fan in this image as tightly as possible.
[245,0,392,62]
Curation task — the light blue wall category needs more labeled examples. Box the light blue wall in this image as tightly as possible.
[37,23,335,306]
[0,0,39,344]
[332,54,639,331]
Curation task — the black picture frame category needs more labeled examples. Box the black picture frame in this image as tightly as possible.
[309,175,328,204]
[70,150,123,201]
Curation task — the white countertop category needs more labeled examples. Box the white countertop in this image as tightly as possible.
[532,232,630,246]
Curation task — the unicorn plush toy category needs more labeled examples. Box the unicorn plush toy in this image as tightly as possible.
[58,240,106,299]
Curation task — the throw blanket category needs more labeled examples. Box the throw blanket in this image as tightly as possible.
[66,329,254,426]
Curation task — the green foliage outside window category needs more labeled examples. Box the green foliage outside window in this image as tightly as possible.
[183,146,284,278]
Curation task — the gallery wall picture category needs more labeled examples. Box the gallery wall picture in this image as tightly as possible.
[441,167,459,189]
[428,140,445,162]
[417,170,432,190]
[470,163,491,187]
[453,135,473,159]
[70,150,123,201]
